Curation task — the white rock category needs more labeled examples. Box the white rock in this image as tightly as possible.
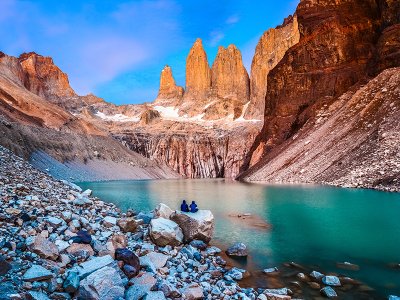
[149,218,183,246]
[154,203,174,219]
[170,210,214,243]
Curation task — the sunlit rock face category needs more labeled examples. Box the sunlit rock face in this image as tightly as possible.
[244,15,300,120]
[183,39,211,108]
[18,52,76,100]
[155,65,184,107]
[208,45,250,120]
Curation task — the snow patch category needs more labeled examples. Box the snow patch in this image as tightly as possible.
[95,112,140,123]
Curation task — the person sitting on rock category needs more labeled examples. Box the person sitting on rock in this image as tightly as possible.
[180,200,189,212]
[190,201,198,213]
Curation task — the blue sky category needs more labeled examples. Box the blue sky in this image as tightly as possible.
[0,0,299,105]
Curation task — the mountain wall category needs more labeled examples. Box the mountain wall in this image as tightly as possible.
[114,124,260,179]
[241,0,400,192]
[244,15,300,120]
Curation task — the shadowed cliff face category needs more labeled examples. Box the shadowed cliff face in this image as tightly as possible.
[242,0,400,190]
[248,0,395,165]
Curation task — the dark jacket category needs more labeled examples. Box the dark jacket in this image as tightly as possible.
[190,202,198,213]
[181,202,189,212]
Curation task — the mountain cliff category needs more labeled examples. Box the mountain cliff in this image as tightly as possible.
[244,15,300,120]
[0,52,178,181]
[154,65,184,106]
[208,45,250,120]
[241,0,400,192]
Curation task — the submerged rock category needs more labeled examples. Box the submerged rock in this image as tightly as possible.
[322,275,341,287]
[170,210,214,243]
[226,242,248,257]
[149,217,183,246]
[320,286,338,298]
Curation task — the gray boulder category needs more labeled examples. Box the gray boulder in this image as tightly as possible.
[78,266,124,300]
[23,265,54,282]
[126,272,157,299]
[154,203,173,219]
[149,218,183,247]
[170,210,214,243]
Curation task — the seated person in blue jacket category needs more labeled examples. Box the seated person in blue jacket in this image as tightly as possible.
[190,201,198,213]
[180,200,189,212]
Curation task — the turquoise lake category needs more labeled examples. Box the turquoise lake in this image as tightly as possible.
[77,179,400,298]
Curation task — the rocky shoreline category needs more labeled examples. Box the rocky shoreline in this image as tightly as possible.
[1,145,399,300]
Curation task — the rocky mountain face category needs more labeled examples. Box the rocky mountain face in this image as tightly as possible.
[0,52,179,181]
[114,123,260,179]
[154,65,184,106]
[244,15,300,120]
[182,39,212,109]
[208,45,250,120]
[242,0,400,191]
[242,68,400,192]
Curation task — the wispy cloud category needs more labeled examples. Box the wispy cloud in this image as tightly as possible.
[226,14,239,25]
[208,30,225,47]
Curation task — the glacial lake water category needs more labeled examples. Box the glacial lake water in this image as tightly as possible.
[77,179,400,298]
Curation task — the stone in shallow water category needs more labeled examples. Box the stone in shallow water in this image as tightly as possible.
[263,267,278,275]
[226,242,248,257]
[262,288,291,296]
[78,266,124,300]
[336,261,360,271]
[23,265,54,282]
[320,286,338,298]
[322,275,341,287]
[310,270,324,280]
